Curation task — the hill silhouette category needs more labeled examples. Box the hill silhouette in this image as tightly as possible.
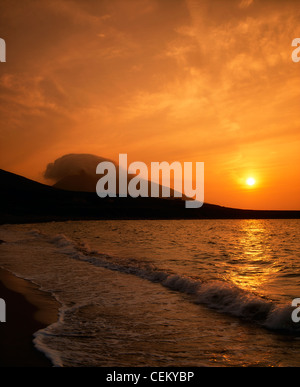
[53,170,98,192]
[46,153,185,198]
[0,169,299,224]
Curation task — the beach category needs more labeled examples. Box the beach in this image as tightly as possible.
[0,268,60,367]
[1,220,300,367]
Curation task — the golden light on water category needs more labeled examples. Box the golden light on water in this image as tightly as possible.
[224,220,280,297]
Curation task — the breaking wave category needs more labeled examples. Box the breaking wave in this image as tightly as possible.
[47,233,300,335]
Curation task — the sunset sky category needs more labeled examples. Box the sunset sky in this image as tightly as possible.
[0,0,299,210]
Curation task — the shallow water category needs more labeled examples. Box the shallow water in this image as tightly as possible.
[0,219,300,367]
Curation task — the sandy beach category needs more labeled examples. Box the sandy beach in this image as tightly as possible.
[0,268,60,367]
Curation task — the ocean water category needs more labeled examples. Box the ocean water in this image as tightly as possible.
[0,219,300,367]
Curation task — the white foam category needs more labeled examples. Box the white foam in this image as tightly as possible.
[46,231,300,334]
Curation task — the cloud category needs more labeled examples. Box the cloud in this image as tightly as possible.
[44,153,116,182]
[239,0,254,9]
[1,0,300,208]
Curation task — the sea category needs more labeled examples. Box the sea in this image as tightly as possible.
[0,219,300,367]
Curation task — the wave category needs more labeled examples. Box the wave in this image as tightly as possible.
[40,232,300,335]
[33,300,103,368]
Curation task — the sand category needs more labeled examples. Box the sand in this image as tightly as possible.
[0,268,60,367]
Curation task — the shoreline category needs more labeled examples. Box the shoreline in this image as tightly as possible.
[0,268,60,367]
[1,213,300,226]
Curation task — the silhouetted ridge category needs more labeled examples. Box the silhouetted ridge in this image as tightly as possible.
[0,169,299,224]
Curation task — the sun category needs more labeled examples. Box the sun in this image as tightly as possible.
[246,177,256,186]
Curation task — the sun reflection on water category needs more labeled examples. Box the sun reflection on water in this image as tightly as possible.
[222,220,281,297]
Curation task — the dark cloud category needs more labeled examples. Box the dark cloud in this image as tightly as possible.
[44,153,116,182]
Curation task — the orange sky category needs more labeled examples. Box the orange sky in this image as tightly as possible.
[0,0,300,210]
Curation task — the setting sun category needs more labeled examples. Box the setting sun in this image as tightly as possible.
[246,177,256,187]
[0,0,300,214]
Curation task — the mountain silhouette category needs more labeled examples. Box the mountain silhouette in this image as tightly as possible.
[0,168,299,224]
[53,170,98,192]
[46,153,185,198]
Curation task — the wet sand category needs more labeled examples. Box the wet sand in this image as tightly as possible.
[0,268,60,367]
